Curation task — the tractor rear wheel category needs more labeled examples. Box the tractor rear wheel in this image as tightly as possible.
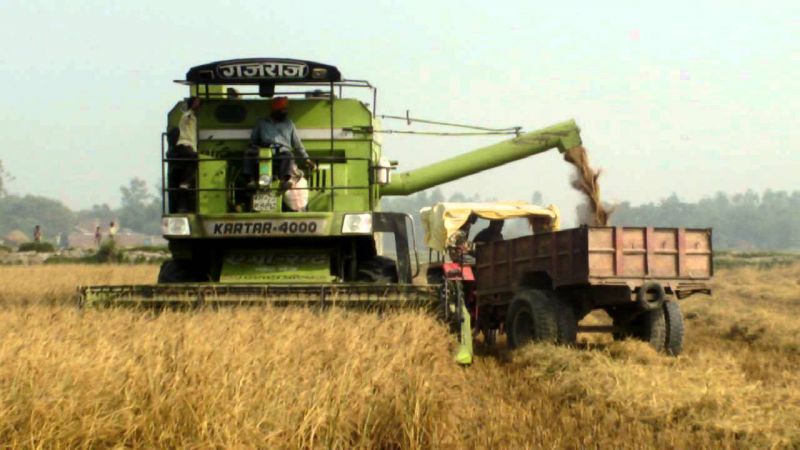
[505,289,559,349]
[157,259,201,284]
[437,280,463,334]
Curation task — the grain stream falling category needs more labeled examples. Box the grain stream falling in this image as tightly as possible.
[563,145,612,226]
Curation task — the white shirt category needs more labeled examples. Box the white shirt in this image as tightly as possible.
[176,110,197,150]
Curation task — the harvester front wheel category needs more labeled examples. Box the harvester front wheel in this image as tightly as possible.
[157,259,201,284]
[356,256,399,283]
[505,289,559,349]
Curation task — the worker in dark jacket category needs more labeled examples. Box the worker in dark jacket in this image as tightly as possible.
[246,96,315,187]
[473,220,504,246]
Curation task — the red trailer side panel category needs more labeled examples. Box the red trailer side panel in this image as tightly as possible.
[475,226,712,301]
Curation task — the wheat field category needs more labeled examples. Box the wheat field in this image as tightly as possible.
[0,263,798,448]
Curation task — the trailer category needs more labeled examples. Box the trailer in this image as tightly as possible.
[423,203,713,357]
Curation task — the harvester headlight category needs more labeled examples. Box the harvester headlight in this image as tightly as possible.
[162,217,191,236]
[341,213,372,234]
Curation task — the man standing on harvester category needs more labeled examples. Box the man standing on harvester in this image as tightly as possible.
[246,96,315,190]
[167,96,201,212]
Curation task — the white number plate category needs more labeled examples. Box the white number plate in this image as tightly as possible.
[205,220,327,236]
[253,192,279,212]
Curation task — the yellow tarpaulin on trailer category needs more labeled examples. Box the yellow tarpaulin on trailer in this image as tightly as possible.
[419,202,561,252]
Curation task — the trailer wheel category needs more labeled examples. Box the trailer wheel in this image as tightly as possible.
[505,290,559,349]
[554,295,578,346]
[483,328,497,347]
[157,259,200,283]
[632,307,667,352]
[636,282,666,311]
[664,301,684,356]
[613,301,685,356]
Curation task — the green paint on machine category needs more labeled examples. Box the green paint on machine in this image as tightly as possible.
[220,249,334,284]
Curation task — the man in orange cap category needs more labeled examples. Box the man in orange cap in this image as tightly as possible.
[246,96,315,186]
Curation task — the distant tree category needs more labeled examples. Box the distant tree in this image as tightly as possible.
[0,160,11,197]
[0,195,76,238]
[611,190,800,250]
[118,178,161,235]
[76,203,116,226]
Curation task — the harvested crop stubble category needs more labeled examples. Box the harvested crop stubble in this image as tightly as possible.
[1,264,799,448]
[563,145,611,226]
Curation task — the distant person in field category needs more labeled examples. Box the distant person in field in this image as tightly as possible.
[473,220,504,246]
[57,232,67,249]
[94,226,102,247]
[108,221,118,242]
[167,96,201,212]
[33,225,42,243]
[246,96,315,189]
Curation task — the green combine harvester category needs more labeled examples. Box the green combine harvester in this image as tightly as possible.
[80,58,583,308]
[76,58,579,362]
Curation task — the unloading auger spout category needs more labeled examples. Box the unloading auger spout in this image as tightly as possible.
[380,120,583,196]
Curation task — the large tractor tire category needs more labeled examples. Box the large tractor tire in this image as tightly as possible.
[356,256,399,283]
[505,289,559,349]
[553,294,578,346]
[613,301,685,356]
[663,301,685,356]
[437,279,463,334]
[157,259,201,284]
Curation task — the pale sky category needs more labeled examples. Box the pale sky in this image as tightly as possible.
[0,1,797,225]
